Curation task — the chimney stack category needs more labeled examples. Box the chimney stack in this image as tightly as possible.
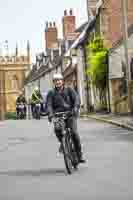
[62,9,76,39]
[45,21,58,51]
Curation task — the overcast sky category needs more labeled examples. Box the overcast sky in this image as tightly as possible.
[0,0,88,61]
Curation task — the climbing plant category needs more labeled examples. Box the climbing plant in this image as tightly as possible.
[86,37,108,107]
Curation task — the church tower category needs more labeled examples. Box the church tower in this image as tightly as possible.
[27,40,30,63]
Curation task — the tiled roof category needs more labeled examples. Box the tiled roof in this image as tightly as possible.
[64,17,96,57]
[75,22,88,33]
[63,65,76,78]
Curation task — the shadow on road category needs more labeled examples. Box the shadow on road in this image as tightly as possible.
[0,168,66,177]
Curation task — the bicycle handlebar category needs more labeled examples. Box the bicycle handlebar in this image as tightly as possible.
[53,111,73,118]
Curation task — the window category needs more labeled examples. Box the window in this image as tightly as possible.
[11,75,19,90]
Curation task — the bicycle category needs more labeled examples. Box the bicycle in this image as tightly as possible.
[53,111,79,175]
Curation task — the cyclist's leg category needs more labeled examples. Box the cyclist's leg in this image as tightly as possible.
[54,124,62,143]
[66,117,82,157]
[24,106,27,117]
[54,125,63,153]
[16,106,19,118]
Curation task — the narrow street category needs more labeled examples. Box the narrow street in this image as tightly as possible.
[0,118,132,200]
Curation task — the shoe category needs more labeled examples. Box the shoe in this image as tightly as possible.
[79,157,86,163]
[78,154,86,163]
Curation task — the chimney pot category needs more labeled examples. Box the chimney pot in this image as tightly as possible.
[49,22,52,27]
[70,9,73,15]
[46,21,48,28]
[64,10,67,16]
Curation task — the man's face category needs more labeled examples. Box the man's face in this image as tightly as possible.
[53,79,64,89]
[35,90,39,94]
[19,92,23,96]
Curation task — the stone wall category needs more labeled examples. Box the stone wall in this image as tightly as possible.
[109,79,128,113]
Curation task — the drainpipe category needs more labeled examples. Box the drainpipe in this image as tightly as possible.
[107,51,111,113]
[83,45,90,113]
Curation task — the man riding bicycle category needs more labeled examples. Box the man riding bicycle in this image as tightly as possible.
[31,86,43,117]
[47,73,85,163]
[16,90,27,118]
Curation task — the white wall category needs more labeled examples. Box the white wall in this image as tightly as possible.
[40,73,52,94]
[76,46,88,111]
[109,33,133,80]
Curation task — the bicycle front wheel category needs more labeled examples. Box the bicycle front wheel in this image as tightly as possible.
[62,136,73,175]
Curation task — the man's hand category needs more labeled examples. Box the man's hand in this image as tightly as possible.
[48,114,53,123]
[73,107,79,117]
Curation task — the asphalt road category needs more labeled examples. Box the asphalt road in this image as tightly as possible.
[0,118,132,200]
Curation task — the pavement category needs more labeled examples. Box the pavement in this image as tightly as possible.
[81,112,133,131]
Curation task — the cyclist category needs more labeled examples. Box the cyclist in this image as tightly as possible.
[31,86,43,117]
[47,73,85,163]
[16,90,27,118]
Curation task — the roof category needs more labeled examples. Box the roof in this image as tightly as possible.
[63,65,76,78]
[64,16,96,57]
[75,22,88,33]
[72,17,96,48]
[25,56,62,84]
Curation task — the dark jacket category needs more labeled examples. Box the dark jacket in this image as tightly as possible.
[47,87,80,114]
[16,95,27,104]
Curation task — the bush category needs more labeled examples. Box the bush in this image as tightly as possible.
[5,112,17,120]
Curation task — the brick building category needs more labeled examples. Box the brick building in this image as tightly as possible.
[87,0,133,46]
[87,0,99,16]
[100,0,133,46]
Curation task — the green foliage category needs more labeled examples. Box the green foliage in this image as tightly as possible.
[5,112,17,120]
[86,37,108,91]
